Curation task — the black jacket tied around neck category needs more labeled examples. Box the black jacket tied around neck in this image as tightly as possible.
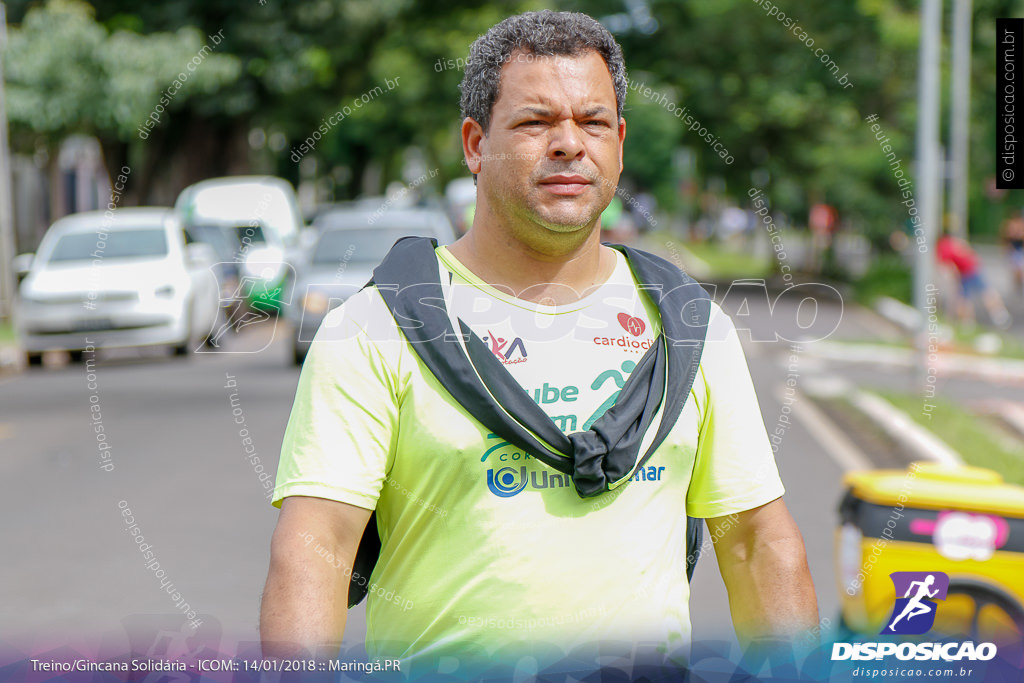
[346,237,712,607]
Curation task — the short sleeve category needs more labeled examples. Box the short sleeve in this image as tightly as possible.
[686,303,785,518]
[272,292,400,510]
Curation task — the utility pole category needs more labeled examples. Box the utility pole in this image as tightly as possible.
[0,3,16,324]
[949,0,973,238]
[914,0,942,370]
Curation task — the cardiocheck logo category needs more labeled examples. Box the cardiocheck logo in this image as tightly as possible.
[617,312,646,337]
[884,571,948,635]
[593,314,652,354]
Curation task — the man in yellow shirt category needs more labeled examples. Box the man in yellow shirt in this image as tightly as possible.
[260,9,817,677]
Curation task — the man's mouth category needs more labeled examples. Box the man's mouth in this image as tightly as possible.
[538,174,592,196]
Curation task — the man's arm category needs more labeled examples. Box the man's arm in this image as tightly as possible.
[707,497,818,646]
[260,495,372,658]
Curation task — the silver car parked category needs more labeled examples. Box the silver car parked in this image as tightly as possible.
[287,206,456,365]
[16,208,220,365]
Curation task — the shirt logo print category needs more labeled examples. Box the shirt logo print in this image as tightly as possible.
[483,330,528,365]
[617,312,646,337]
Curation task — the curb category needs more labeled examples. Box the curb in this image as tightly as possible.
[802,340,1024,384]
[874,296,926,333]
[786,385,874,473]
[801,374,963,466]
[850,391,963,466]
[972,399,1024,442]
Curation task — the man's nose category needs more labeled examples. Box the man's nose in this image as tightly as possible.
[547,121,585,161]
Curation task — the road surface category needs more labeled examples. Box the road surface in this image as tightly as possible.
[0,290,913,662]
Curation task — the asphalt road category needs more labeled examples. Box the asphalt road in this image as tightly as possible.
[0,325,305,657]
[0,290,884,660]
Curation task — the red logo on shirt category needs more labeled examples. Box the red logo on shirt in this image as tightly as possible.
[484,330,528,365]
[617,313,646,337]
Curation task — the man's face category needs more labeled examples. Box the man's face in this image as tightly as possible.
[467,50,625,244]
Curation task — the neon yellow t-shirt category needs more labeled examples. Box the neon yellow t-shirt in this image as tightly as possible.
[273,246,785,669]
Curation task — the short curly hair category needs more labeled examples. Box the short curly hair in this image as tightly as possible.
[459,10,627,132]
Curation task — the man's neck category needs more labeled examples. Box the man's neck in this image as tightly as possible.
[447,219,618,306]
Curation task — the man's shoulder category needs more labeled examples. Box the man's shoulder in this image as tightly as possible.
[315,286,404,345]
[704,301,734,339]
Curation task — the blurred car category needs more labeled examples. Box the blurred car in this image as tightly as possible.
[837,462,1024,641]
[175,176,303,313]
[183,222,241,296]
[288,207,456,364]
[305,197,389,225]
[445,177,477,236]
[16,208,220,364]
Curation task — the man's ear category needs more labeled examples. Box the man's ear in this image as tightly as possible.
[618,117,626,174]
[462,117,486,175]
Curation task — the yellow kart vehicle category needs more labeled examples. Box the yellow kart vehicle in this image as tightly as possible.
[836,462,1024,642]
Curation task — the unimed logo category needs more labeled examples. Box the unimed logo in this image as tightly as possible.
[486,466,530,497]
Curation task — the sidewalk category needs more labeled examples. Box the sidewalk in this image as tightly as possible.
[0,340,22,375]
[0,321,20,376]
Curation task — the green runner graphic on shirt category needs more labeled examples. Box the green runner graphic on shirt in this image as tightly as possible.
[582,360,637,430]
[481,360,638,464]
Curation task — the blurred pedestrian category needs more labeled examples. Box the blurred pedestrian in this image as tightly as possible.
[1002,210,1024,296]
[807,202,837,272]
[718,204,749,245]
[633,190,657,232]
[936,230,1011,328]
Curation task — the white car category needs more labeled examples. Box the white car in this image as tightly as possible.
[16,207,220,364]
[175,176,303,313]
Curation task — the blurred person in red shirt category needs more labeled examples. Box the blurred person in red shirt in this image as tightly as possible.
[807,202,837,273]
[936,231,1011,328]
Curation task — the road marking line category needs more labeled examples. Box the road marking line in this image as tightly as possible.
[779,386,873,472]
[852,391,963,466]
[974,400,1024,441]
[804,340,1024,385]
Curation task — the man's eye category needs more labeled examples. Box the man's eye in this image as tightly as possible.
[520,120,545,126]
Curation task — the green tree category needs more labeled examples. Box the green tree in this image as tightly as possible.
[5,0,240,202]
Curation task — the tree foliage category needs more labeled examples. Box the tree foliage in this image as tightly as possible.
[3,0,1022,239]
[6,0,239,147]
